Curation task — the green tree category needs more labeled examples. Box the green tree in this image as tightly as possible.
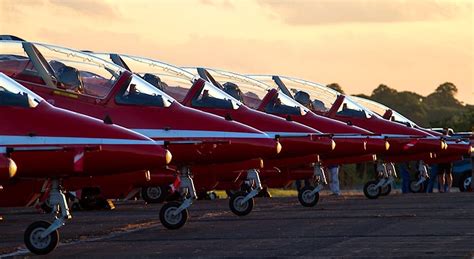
[326,83,344,94]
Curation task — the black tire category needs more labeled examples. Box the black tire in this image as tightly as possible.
[297,186,320,207]
[229,191,254,216]
[159,202,188,230]
[141,186,166,204]
[380,184,392,196]
[363,180,381,199]
[24,221,59,255]
[459,174,472,192]
[409,180,424,193]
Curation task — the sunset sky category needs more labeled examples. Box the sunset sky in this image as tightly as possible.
[1,0,472,104]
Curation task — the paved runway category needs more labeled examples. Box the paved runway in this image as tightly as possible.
[1,192,473,258]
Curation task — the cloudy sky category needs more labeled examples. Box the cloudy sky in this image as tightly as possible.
[1,0,472,104]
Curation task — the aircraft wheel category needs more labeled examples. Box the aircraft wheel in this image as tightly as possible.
[363,180,381,199]
[159,202,188,230]
[208,191,218,200]
[297,186,319,207]
[409,180,424,193]
[380,184,391,196]
[142,186,166,204]
[24,221,59,255]
[459,175,472,192]
[229,191,254,216]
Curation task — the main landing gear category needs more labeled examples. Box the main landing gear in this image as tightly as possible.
[298,163,326,207]
[159,167,196,230]
[409,161,429,193]
[24,179,70,255]
[229,169,262,216]
[363,162,397,199]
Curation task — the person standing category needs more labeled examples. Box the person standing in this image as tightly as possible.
[437,162,453,192]
[327,164,341,196]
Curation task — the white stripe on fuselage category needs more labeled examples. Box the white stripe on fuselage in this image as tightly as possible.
[0,135,163,146]
[133,129,272,139]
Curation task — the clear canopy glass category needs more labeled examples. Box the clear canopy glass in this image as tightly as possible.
[116,74,175,107]
[0,41,124,99]
[95,53,196,102]
[0,72,43,108]
[250,75,377,118]
[185,68,273,110]
[351,96,417,126]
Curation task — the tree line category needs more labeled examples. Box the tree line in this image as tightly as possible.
[327,82,473,132]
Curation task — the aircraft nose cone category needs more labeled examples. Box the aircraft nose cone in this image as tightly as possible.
[134,145,172,168]
[0,157,17,181]
[242,135,281,160]
[365,137,391,153]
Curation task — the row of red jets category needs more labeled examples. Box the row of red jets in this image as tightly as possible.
[0,38,471,255]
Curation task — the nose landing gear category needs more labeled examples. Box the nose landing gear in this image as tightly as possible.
[24,179,71,255]
[363,162,397,199]
[229,169,262,216]
[409,161,429,193]
[297,163,325,207]
[159,167,196,230]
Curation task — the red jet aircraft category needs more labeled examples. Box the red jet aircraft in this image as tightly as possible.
[91,53,341,209]
[249,75,470,196]
[0,72,170,254]
[352,95,473,188]
[0,40,280,229]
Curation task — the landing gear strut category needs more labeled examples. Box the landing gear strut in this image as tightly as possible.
[159,167,195,229]
[409,161,429,193]
[24,179,70,255]
[229,169,262,216]
[363,162,397,199]
[298,163,325,207]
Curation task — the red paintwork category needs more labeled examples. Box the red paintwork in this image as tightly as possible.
[1,101,169,179]
[254,88,388,161]
[324,95,469,162]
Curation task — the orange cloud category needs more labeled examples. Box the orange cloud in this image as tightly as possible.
[257,0,471,25]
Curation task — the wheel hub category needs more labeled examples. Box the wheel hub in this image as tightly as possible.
[164,207,182,225]
[147,187,162,200]
[464,177,471,189]
[30,228,51,249]
[302,190,315,203]
[234,196,248,212]
[367,184,379,196]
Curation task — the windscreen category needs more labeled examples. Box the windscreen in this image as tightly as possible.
[352,96,416,126]
[34,43,123,98]
[104,54,195,102]
[192,81,241,109]
[0,41,45,85]
[251,75,338,113]
[0,72,43,107]
[187,68,271,109]
[115,74,174,107]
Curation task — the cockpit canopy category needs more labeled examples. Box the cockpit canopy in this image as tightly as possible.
[94,54,242,110]
[0,41,123,98]
[351,96,417,127]
[249,75,375,119]
[0,41,176,108]
[184,68,309,116]
[0,72,42,108]
[94,53,196,103]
